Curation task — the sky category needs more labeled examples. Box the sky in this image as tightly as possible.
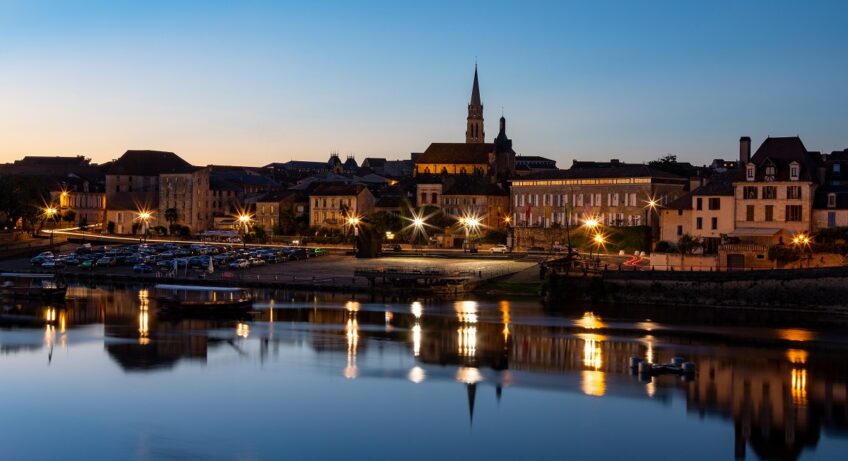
[1,0,847,167]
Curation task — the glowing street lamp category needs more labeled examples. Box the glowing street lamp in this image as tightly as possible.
[590,232,607,266]
[237,212,253,248]
[346,214,361,253]
[136,209,153,242]
[792,233,812,268]
[459,215,482,253]
[43,206,58,248]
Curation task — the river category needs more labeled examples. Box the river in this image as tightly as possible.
[1,284,847,460]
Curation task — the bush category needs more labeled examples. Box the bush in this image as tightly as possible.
[768,245,799,263]
[106,221,115,234]
[654,240,672,253]
[481,229,507,244]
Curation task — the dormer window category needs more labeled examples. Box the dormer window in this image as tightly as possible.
[834,163,841,174]
[828,193,837,208]
[746,163,755,181]
[789,161,800,181]
[765,166,775,176]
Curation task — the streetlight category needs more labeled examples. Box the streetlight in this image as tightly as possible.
[459,215,481,253]
[592,232,606,266]
[237,213,253,249]
[346,215,361,254]
[43,206,58,249]
[792,233,812,268]
[136,210,152,243]
[644,197,660,250]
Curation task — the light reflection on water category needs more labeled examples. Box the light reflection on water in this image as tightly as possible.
[1,285,848,461]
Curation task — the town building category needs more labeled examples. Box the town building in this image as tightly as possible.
[515,155,558,176]
[441,180,510,229]
[159,168,210,234]
[309,183,375,229]
[510,160,688,229]
[104,150,196,234]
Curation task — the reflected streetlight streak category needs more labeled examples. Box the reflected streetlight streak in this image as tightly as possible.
[344,313,359,379]
[408,366,426,384]
[791,368,807,405]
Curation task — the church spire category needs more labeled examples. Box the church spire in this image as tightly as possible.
[466,64,484,143]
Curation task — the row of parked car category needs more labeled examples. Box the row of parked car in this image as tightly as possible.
[30,242,328,273]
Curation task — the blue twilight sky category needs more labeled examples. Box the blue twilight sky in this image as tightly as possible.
[1,0,847,167]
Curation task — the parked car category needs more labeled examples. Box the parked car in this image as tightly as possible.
[30,256,52,266]
[95,257,116,267]
[489,244,509,254]
[132,264,154,273]
[80,260,94,270]
[228,259,250,270]
[527,246,547,254]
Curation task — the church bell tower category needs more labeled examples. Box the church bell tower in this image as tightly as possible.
[465,65,484,143]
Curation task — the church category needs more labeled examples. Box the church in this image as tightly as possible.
[414,66,517,181]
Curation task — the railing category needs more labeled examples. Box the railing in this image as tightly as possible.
[719,243,768,253]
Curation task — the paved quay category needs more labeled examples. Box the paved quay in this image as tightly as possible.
[1,253,538,295]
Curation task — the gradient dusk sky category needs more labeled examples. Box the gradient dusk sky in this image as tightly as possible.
[1,0,847,167]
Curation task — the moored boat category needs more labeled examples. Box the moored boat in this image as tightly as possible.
[0,273,68,299]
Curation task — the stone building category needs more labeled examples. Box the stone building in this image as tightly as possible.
[309,183,375,229]
[159,168,210,234]
[510,160,688,230]
[441,180,510,229]
[104,150,196,234]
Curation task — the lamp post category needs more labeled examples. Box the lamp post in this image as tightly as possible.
[459,216,481,253]
[592,233,606,267]
[792,233,811,268]
[347,215,360,254]
[412,216,424,249]
[237,213,253,249]
[644,198,659,251]
[137,210,152,243]
[43,206,58,249]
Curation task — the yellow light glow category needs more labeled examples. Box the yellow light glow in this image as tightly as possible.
[236,322,250,338]
[581,370,606,397]
[346,215,361,226]
[136,210,153,221]
[500,301,511,343]
[593,233,605,245]
[777,328,815,342]
[344,314,359,379]
[791,368,807,405]
[583,217,599,229]
[458,325,477,357]
[583,337,603,370]
[411,301,423,319]
[408,366,426,384]
[412,323,422,357]
[455,300,478,324]
[138,311,149,340]
[786,348,809,364]
[578,312,605,330]
[345,301,361,312]
[456,367,483,384]
[413,217,424,227]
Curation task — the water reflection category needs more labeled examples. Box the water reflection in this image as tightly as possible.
[2,285,848,460]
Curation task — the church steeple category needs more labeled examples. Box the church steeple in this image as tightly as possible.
[466,65,484,144]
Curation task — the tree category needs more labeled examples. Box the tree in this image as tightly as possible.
[78,215,88,232]
[63,210,76,224]
[164,208,178,226]
[107,221,116,234]
[677,234,702,267]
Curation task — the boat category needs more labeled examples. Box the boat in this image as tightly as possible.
[153,284,253,316]
[0,273,68,299]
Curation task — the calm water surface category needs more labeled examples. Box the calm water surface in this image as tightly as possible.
[2,284,847,461]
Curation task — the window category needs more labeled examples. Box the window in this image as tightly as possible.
[765,166,775,177]
[828,193,836,208]
[677,209,683,216]
[431,192,438,203]
[746,205,755,221]
[828,212,836,227]
[421,193,427,204]
[765,205,774,222]
[787,186,802,199]
[711,217,717,230]
[790,163,800,180]
[746,165,755,181]
[696,217,703,230]
[834,163,841,174]
[696,198,703,210]
[708,198,721,210]
[743,186,758,199]
[762,186,777,199]
[785,205,803,222]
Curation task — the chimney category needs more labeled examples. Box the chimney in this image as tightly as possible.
[739,136,751,164]
[610,159,620,166]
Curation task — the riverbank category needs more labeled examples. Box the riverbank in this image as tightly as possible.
[540,266,848,313]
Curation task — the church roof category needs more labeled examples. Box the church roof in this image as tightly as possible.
[470,66,481,106]
[416,143,493,165]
